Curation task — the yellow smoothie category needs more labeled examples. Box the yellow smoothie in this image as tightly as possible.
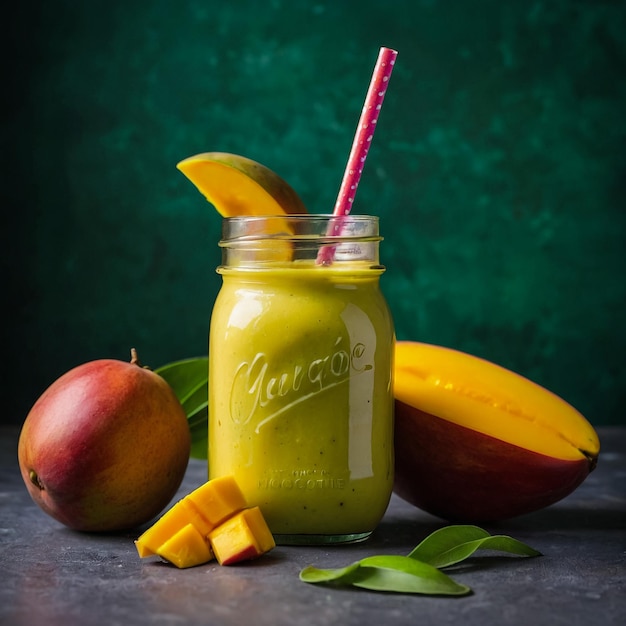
[208,261,395,543]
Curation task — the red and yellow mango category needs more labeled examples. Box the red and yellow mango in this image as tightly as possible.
[392,341,600,522]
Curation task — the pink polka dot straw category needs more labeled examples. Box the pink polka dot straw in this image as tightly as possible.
[317,46,398,265]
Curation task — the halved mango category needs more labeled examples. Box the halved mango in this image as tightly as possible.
[393,341,600,522]
[394,342,599,461]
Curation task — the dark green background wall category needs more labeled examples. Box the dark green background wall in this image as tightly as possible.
[4,0,625,427]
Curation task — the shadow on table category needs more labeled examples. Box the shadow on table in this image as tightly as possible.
[369,504,626,551]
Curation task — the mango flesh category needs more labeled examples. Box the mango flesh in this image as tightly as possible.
[135,500,194,558]
[176,152,308,216]
[156,523,215,569]
[184,474,248,526]
[208,507,276,566]
[17,351,191,532]
[136,476,274,568]
[135,475,247,557]
[393,341,600,522]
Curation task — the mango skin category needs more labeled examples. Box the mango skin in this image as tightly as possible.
[394,402,595,522]
[393,341,600,522]
[18,355,191,532]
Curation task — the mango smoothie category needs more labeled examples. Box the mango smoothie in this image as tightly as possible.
[209,261,394,544]
[208,216,394,544]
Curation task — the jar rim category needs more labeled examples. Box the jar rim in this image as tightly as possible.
[222,214,378,220]
[220,214,380,243]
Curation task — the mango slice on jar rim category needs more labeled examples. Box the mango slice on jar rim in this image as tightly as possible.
[176,152,307,217]
[177,152,309,263]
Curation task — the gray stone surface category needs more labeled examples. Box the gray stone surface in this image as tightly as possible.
[1,426,624,626]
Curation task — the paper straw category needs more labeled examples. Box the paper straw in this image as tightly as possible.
[318,46,398,264]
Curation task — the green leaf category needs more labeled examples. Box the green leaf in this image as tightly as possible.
[186,406,208,460]
[408,525,542,568]
[155,356,208,402]
[299,562,361,584]
[407,525,490,565]
[299,526,540,596]
[300,556,470,595]
[355,556,470,595]
[155,357,208,459]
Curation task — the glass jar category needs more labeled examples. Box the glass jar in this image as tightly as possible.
[208,215,395,545]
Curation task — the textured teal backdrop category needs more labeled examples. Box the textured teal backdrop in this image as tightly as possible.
[4,0,625,426]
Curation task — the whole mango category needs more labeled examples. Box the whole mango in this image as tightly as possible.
[393,341,600,522]
[18,349,191,532]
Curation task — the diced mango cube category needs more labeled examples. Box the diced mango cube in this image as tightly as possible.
[178,499,214,536]
[135,501,191,557]
[185,475,247,527]
[156,523,214,569]
[208,506,276,566]
[135,475,273,568]
[135,475,248,559]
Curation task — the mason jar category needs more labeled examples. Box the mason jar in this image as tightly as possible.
[208,215,395,545]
